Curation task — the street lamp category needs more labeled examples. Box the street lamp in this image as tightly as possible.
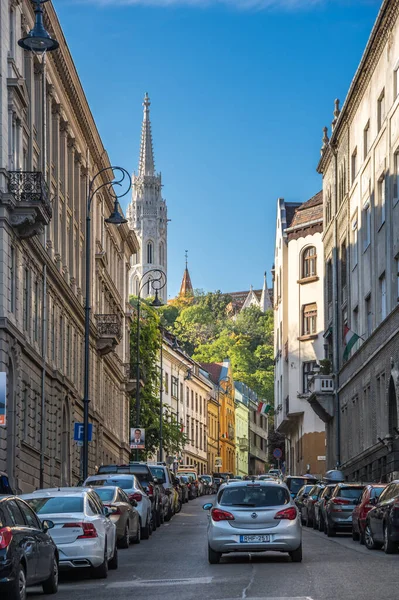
[134,269,167,460]
[18,0,58,489]
[82,167,130,481]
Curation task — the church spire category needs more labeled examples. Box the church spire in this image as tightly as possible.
[138,92,155,177]
[179,251,193,297]
[260,271,272,312]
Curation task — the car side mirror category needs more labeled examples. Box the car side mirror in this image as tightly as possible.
[42,519,54,532]
[203,503,213,511]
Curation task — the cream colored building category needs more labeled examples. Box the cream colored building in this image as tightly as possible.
[161,333,211,474]
[311,0,399,480]
[274,193,326,476]
[0,1,138,491]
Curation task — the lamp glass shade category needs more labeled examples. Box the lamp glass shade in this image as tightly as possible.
[151,290,163,307]
[18,3,59,53]
[105,201,128,226]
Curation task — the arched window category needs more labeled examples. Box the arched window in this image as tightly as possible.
[302,246,317,278]
[159,242,165,266]
[147,241,153,264]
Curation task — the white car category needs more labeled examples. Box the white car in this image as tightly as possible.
[22,487,118,578]
[84,474,153,539]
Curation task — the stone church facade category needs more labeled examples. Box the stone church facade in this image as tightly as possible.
[0,1,138,491]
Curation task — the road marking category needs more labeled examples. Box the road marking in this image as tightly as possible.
[107,576,213,588]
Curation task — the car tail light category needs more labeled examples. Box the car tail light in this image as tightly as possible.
[129,492,143,503]
[147,484,154,497]
[0,527,13,549]
[332,498,350,505]
[63,522,98,539]
[211,508,235,522]
[274,507,297,521]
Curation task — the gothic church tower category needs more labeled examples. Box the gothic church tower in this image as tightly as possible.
[127,94,168,302]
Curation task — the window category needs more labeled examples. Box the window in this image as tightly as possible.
[377,90,386,132]
[363,200,371,250]
[395,65,399,98]
[365,296,372,337]
[303,361,317,393]
[23,267,30,332]
[164,372,169,394]
[51,303,55,361]
[302,303,317,336]
[147,241,153,264]
[33,280,39,342]
[351,217,358,268]
[171,376,178,398]
[9,246,15,313]
[351,148,357,185]
[394,153,399,204]
[302,246,317,278]
[195,393,198,412]
[380,274,387,321]
[396,257,399,301]
[180,382,183,402]
[186,386,189,406]
[378,175,386,226]
[364,121,370,159]
[159,242,165,266]
[352,306,359,337]
[59,315,64,370]
[18,500,41,529]
[341,242,347,303]
[66,324,71,376]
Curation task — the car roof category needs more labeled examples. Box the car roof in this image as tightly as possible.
[221,480,287,488]
[86,474,135,480]
[21,488,90,497]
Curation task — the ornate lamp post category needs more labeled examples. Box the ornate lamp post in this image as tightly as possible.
[18,0,59,53]
[134,269,167,460]
[82,167,131,481]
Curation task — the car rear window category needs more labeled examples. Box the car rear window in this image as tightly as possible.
[94,489,116,502]
[219,485,289,507]
[371,487,385,499]
[25,496,84,514]
[287,478,309,493]
[178,471,197,480]
[337,487,364,499]
[88,478,134,490]
[149,467,167,483]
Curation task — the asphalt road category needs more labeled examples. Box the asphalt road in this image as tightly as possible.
[28,495,399,600]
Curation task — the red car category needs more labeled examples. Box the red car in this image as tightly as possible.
[352,484,386,544]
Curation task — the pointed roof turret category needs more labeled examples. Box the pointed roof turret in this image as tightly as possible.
[260,271,272,312]
[138,92,155,177]
[179,251,194,297]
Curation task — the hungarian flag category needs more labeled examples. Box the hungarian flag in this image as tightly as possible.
[343,325,359,361]
[257,402,271,415]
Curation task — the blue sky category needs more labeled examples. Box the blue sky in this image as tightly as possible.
[54,0,380,298]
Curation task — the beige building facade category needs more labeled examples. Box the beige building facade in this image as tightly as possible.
[0,1,138,491]
[311,0,399,480]
[274,193,326,476]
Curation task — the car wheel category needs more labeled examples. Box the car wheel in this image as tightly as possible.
[119,523,130,549]
[313,516,318,530]
[383,524,398,554]
[175,499,182,514]
[359,526,365,545]
[352,526,360,542]
[6,562,27,600]
[289,544,303,562]
[91,547,108,579]
[42,554,59,594]
[165,505,173,522]
[141,515,150,540]
[208,545,222,564]
[152,511,157,531]
[133,520,141,544]
[327,522,336,537]
[364,524,381,550]
[318,515,324,532]
[156,509,161,527]
[109,543,118,570]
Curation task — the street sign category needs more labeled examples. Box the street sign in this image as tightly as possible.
[0,373,6,427]
[215,457,222,468]
[74,423,93,447]
[273,448,283,459]
[317,455,326,461]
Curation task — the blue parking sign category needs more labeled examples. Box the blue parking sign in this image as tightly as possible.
[74,423,93,443]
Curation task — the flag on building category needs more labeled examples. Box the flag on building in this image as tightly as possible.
[343,325,360,361]
[257,401,271,415]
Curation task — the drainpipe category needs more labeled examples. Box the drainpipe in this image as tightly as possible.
[332,146,341,468]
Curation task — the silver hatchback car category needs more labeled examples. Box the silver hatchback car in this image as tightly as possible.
[203,480,302,564]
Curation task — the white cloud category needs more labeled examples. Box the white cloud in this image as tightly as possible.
[79,0,325,9]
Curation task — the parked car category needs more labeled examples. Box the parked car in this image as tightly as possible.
[268,469,283,479]
[314,484,336,532]
[0,495,59,600]
[324,483,365,537]
[258,475,275,481]
[83,474,152,539]
[294,485,314,523]
[203,479,302,564]
[21,487,118,578]
[302,484,325,528]
[91,486,141,548]
[284,476,318,499]
[364,480,399,554]
[176,476,190,503]
[177,469,199,498]
[149,465,177,521]
[212,475,223,490]
[200,475,214,495]
[97,463,163,528]
[352,484,386,544]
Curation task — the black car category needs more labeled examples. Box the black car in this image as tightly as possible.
[284,476,318,499]
[302,484,325,528]
[365,480,399,554]
[294,484,314,523]
[0,495,58,600]
[98,463,163,528]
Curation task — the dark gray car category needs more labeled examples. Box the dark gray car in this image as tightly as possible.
[315,484,336,532]
[325,483,365,536]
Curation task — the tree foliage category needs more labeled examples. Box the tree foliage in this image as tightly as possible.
[129,297,187,458]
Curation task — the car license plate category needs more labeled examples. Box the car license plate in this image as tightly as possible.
[240,534,270,543]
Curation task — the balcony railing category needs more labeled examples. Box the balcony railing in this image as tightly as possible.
[7,171,52,237]
[95,314,122,356]
[308,375,334,394]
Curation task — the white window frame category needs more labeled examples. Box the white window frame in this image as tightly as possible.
[378,174,386,226]
[380,274,387,321]
[363,199,371,251]
[377,89,386,132]
[351,148,357,185]
[364,121,370,160]
[351,216,358,269]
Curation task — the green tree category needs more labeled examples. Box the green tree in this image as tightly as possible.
[129,297,186,458]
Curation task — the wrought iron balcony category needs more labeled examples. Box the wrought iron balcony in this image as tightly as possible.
[7,171,52,238]
[95,313,122,356]
[238,437,249,451]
